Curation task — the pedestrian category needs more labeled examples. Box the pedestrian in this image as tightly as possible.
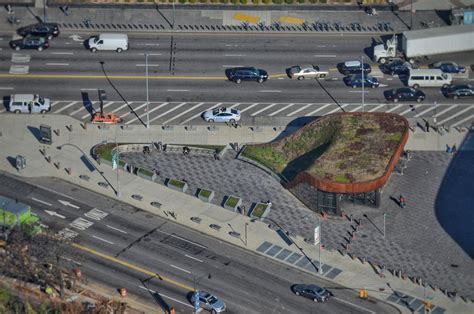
[425,120,430,132]
[399,195,406,208]
[97,154,101,165]
[452,144,457,155]
[183,147,189,156]
[380,264,386,278]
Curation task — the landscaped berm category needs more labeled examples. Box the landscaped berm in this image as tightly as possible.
[242,112,409,194]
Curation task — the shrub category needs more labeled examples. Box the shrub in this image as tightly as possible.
[285,0,294,3]
[252,0,260,3]
[273,0,283,3]
[297,0,305,3]
[200,0,208,3]
[308,0,316,3]
[231,0,239,4]
[210,0,219,3]
[188,0,197,3]
[179,0,187,3]
[262,0,272,3]
[240,0,248,3]
[220,0,230,3]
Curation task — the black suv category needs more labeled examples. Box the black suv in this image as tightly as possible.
[17,23,60,39]
[442,84,474,99]
[340,61,371,75]
[386,88,425,103]
[10,36,49,51]
[381,60,415,76]
[225,67,268,84]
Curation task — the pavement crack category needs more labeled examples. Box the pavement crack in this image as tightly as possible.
[113,223,166,258]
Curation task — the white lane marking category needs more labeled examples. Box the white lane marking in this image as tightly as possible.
[120,102,149,119]
[46,63,69,66]
[332,297,376,314]
[368,103,386,112]
[53,101,79,114]
[36,185,77,201]
[222,65,243,68]
[106,225,128,234]
[60,255,82,265]
[80,88,97,91]
[348,90,369,93]
[317,45,326,47]
[167,89,189,92]
[81,101,114,119]
[314,54,337,57]
[326,104,349,115]
[138,286,193,308]
[385,104,403,113]
[268,103,295,116]
[399,104,421,116]
[162,102,205,125]
[31,197,52,206]
[50,101,61,108]
[70,101,97,115]
[45,210,66,219]
[129,102,170,123]
[180,103,220,124]
[111,102,133,113]
[92,235,114,245]
[239,103,260,113]
[224,54,245,57]
[435,105,458,118]
[185,254,203,263]
[414,106,436,118]
[438,106,473,125]
[51,52,74,55]
[149,102,187,123]
[136,64,159,67]
[0,87,14,90]
[169,264,191,274]
[58,199,80,209]
[136,43,160,46]
[138,53,162,56]
[70,217,94,231]
[57,228,79,240]
[84,208,108,220]
[287,104,313,117]
[260,90,281,93]
[251,103,277,116]
[451,114,473,127]
[306,103,331,116]
[349,105,363,112]
[170,233,207,249]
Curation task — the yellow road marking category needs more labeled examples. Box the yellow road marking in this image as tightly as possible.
[233,13,260,24]
[73,243,194,291]
[0,73,289,80]
[279,16,305,25]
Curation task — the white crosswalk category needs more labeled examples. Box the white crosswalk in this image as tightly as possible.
[18,100,473,128]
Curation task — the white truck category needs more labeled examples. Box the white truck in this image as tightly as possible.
[373,24,474,64]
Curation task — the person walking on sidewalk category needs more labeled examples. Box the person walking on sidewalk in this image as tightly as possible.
[425,120,430,132]
[380,264,386,278]
[399,195,406,209]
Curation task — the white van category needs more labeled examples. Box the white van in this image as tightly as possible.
[408,69,452,88]
[8,94,51,114]
[87,33,128,52]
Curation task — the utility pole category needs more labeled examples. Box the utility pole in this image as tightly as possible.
[383,213,386,238]
[172,0,176,30]
[145,53,150,129]
[361,55,365,113]
[245,222,248,246]
[114,125,121,198]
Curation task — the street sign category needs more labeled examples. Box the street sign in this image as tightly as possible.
[39,124,52,145]
[15,155,26,171]
[314,225,320,245]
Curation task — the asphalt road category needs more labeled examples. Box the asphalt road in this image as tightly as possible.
[0,172,398,314]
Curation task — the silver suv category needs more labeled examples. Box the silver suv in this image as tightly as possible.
[8,94,51,114]
[191,291,226,313]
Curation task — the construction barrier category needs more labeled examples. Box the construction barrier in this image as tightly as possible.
[359,289,368,299]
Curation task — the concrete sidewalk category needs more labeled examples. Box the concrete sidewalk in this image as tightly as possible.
[0,114,472,313]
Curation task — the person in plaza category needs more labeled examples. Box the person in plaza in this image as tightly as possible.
[399,195,406,208]
[380,264,386,278]
[425,120,430,132]
[452,144,457,155]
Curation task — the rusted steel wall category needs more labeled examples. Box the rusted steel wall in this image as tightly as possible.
[285,112,409,194]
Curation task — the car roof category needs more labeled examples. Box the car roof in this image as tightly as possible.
[344,61,361,67]
[12,94,37,102]
[233,67,256,71]
[98,33,128,40]
[299,64,314,69]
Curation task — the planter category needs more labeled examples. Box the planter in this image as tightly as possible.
[224,196,242,211]
[249,202,271,219]
[198,188,215,203]
[137,168,154,181]
[166,178,188,193]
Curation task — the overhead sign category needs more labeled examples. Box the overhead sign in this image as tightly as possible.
[39,124,52,145]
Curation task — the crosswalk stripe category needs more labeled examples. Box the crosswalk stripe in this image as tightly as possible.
[81,101,115,119]
[239,103,259,113]
[120,102,149,119]
[349,105,363,112]
[149,102,187,123]
[251,103,277,116]
[50,101,61,108]
[368,104,386,112]
[53,101,78,114]
[438,106,472,125]
[326,104,348,115]
[110,102,133,114]
[180,103,222,125]
[162,102,205,125]
[414,106,436,118]
[287,104,313,117]
[399,104,421,116]
[306,104,331,116]
[451,114,473,127]
[435,105,458,118]
[268,103,295,116]
[125,102,170,125]
[386,104,402,113]
[69,101,97,116]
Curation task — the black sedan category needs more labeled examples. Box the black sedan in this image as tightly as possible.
[386,88,425,103]
[10,36,49,51]
[292,284,331,302]
[17,23,60,40]
[382,60,415,76]
[443,84,474,99]
[431,61,465,74]
[225,67,268,84]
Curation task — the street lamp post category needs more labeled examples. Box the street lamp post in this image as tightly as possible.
[193,272,211,314]
[172,0,176,30]
[145,53,150,129]
[245,222,248,246]
[361,55,365,113]
[318,219,322,274]
[383,213,386,238]
[114,126,121,198]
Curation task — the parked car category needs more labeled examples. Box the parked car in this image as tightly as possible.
[381,60,415,76]
[8,94,51,114]
[340,60,371,75]
[225,67,268,84]
[386,87,425,103]
[292,284,331,302]
[190,291,226,313]
[10,36,49,51]
[202,107,241,123]
[17,23,59,39]
[431,61,465,74]
[343,74,379,88]
[286,64,328,80]
[442,84,474,99]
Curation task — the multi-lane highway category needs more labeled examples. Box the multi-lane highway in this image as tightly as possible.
[0,32,473,127]
[0,172,398,313]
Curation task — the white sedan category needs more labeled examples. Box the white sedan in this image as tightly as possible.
[202,107,241,123]
[286,64,329,80]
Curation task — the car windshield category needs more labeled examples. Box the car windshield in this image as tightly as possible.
[291,66,301,72]
[441,73,448,79]
[92,36,99,43]
[37,97,45,105]
[231,109,239,114]
[208,296,218,304]
[212,109,220,115]
[316,288,324,294]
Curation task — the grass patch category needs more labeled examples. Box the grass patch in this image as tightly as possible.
[185,144,225,153]
[95,143,116,161]
[139,168,153,177]
[168,179,186,189]
[225,196,240,208]
[251,203,268,218]
[199,189,212,198]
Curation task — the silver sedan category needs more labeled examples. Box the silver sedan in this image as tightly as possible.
[286,64,329,80]
[202,107,241,123]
